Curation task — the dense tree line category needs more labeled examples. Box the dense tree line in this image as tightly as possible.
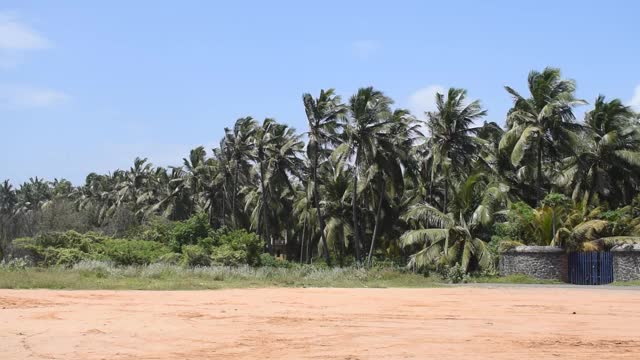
[2,67,640,272]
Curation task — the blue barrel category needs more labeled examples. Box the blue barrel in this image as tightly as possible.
[568,252,613,285]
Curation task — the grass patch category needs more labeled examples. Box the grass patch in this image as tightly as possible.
[0,261,443,290]
[612,280,640,286]
[468,274,562,284]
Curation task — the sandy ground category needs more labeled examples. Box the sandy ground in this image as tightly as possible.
[1,287,640,359]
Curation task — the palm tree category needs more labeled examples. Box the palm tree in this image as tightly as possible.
[321,156,353,266]
[365,109,420,266]
[116,157,153,219]
[303,89,346,265]
[0,180,17,215]
[500,67,585,205]
[400,174,507,273]
[426,88,487,212]
[251,118,303,253]
[338,87,393,264]
[225,117,257,227]
[561,96,640,207]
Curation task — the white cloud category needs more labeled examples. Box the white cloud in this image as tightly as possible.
[0,12,51,68]
[0,85,70,108]
[407,85,446,119]
[0,12,50,49]
[351,40,381,60]
[629,85,640,111]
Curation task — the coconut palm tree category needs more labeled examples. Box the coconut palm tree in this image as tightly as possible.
[561,96,640,207]
[426,88,487,212]
[0,180,17,215]
[303,89,346,265]
[250,118,303,253]
[401,173,508,273]
[365,109,420,266]
[500,67,586,205]
[338,87,393,264]
[115,157,154,219]
[224,117,257,227]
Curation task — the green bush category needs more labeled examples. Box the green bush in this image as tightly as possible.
[156,252,183,265]
[258,253,293,268]
[47,248,89,267]
[210,230,263,266]
[128,217,176,244]
[97,239,170,266]
[169,213,212,251]
[181,245,211,267]
[443,263,469,284]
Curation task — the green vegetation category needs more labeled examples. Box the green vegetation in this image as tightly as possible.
[0,262,443,290]
[6,220,263,269]
[1,67,640,280]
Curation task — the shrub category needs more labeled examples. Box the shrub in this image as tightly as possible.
[438,263,469,284]
[497,240,525,253]
[156,252,183,265]
[170,213,212,251]
[97,239,170,266]
[210,246,247,266]
[181,245,211,267]
[258,253,293,268]
[129,217,176,244]
[210,230,263,266]
[48,248,88,267]
[197,236,215,252]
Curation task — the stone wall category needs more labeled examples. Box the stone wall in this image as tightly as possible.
[612,244,640,281]
[499,246,568,281]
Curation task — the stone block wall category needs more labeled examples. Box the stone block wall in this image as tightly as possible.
[612,244,640,281]
[499,246,568,281]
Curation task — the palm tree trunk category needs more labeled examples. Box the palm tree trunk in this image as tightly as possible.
[367,178,385,267]
[232,165,239,227]
[208,202,214,226]
[259,160,272,254]
[312,147,332,266]
[443,177,449,213]
[536,137,543,206]
[305,227,311,264]
[299,218,307,264]
[352,154,362,265]
[221,180,227,227]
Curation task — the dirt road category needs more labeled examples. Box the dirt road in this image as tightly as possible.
[1,287,640,359]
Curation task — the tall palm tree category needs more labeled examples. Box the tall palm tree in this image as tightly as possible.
[365,109,420,266]
[562,95,640,206]
[225,117,257,227]
[500,67,585,205]
[426,88,487,212]
[251,118,302,253]
[0,180,17,215]
[116,157,154,219]
[303,89,346,265]
[338,87,393,264]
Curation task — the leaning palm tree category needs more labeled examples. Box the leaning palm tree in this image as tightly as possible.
[303,89,346,265]
[365,109,420,266]
[426,88,487,212]
[500,67,586,205]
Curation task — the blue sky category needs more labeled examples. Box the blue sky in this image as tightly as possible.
[1,1,639,184]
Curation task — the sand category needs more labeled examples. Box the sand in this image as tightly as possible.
[1,287,640,359]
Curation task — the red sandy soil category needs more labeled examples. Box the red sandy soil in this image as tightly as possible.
[1,287,640,359]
